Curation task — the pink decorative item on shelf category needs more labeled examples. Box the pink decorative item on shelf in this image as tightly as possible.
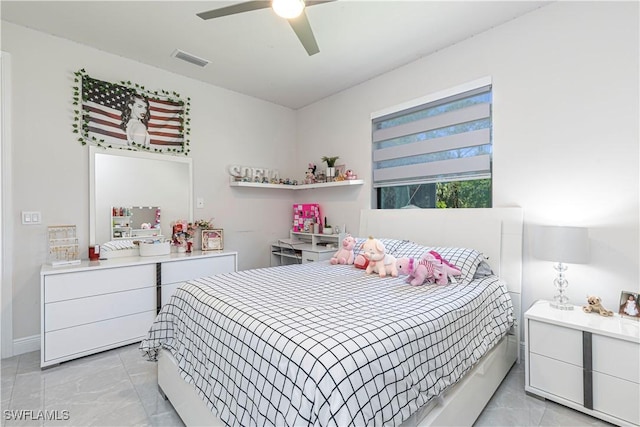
[293,203,321,232]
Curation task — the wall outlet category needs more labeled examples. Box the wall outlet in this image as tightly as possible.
[196,197,204,209]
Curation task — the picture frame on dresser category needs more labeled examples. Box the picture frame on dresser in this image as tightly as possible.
[202,229,223,251]
[618,290,640,319]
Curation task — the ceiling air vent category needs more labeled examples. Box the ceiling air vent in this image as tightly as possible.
[171,49,210,68]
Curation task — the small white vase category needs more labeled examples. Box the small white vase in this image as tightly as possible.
[326,167,336,182]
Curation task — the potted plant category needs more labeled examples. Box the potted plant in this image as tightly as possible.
[322,156,339,182]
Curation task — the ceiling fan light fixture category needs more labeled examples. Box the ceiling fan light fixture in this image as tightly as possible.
[272,0,305,19]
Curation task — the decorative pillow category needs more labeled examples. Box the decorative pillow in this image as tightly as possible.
[353,238,411,258]
[473,260,494,279]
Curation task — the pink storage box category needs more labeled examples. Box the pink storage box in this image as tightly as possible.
[293,203,321,232]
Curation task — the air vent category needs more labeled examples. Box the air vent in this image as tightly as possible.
[171,49,210,68]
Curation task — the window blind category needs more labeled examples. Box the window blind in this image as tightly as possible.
[372,85,492,188]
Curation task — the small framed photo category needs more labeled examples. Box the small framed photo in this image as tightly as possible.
[202,229,223,251]
[618,291,640,319]
[335,164,346,178]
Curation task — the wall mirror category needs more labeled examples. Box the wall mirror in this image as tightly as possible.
[89,146,193,245]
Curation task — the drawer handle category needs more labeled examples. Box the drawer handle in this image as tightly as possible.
[305,259,314,262]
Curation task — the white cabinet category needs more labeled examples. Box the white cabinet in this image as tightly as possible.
[525,300,640,426]
[41,250,238,368]
[160,253,237,306]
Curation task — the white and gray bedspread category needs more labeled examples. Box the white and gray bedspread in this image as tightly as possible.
[140,261,514,427]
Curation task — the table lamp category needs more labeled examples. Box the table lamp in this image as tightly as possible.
[532,225,589,310]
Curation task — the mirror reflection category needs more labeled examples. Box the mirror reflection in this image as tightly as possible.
[111,206,162,240]
[90,147,193,245]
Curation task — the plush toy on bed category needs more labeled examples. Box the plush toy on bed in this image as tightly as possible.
[582,295,614,316]
[396,251,462,285]
[330,234,356,265]
[361,237,398,277]
[354,253,369,270]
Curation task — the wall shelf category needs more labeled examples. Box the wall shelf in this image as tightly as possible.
[229,179,364,190]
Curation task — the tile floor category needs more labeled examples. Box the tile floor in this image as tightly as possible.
[1,344,612,427]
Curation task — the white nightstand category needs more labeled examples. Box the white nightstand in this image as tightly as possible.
[525,300,640,426]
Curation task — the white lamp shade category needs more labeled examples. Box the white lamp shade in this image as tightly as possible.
[532,225,589,264]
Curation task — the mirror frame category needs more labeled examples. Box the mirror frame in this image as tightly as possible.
[89,146,193,245]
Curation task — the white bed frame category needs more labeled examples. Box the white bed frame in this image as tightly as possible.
[157,207,523,426]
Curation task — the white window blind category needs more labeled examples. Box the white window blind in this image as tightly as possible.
[372,84,492,188]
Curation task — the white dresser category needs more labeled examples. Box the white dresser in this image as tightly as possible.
[525,300,640,426]
[40,250,237,368]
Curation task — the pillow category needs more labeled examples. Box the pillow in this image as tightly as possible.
[353,237,411,258]
[390,242,487,283]
[473,260,494,279]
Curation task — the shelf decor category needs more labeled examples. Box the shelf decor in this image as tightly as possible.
[72,68,191,155]
[202,229,224,251]
[229,177,363,190]
[47,225,81,266]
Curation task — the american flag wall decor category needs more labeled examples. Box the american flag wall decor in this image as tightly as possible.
[72,69,191,154]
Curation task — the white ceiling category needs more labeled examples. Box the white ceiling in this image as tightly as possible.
[1,0,551,109]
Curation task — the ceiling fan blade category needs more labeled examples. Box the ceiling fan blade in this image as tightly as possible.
[288,9,320,56]
[197,1,271,20]
[304,1,336,7]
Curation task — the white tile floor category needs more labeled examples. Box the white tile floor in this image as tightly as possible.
[1,344,612,427]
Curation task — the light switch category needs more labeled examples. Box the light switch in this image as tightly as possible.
[21,211,41,225]
[196,197,204,209]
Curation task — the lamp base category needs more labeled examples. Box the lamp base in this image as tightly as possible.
[550,300,574,310]
[550,262,573,310]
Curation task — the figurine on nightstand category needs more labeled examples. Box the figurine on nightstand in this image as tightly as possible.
[582,295,614,317]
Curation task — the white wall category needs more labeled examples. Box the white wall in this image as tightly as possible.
[2,1,638,351]
[295,2,640,316]
[1,22,297,344]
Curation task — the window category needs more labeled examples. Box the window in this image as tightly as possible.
[372,80,492,209]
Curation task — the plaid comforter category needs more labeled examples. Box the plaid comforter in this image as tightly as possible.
[140,262,513,426]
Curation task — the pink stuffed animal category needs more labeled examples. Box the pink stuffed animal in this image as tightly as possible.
[427,250,462,282]
[396,251,461,285]
[330,234,356,265]
[396,257,439,286]
[361,237,398,277]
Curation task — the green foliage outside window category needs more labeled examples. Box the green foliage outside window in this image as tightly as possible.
[378,179,491,209]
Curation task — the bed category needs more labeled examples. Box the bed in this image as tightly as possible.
[140,207,523,426]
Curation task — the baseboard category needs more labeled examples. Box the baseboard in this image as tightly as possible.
[13,334,40,356]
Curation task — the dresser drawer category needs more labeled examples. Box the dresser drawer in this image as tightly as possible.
[44,264,156,303]
[45,286,156,332]
[593,371,640,425]
[592,334,640,382]
[44,310,156,364]
[529,353,583,405]
[528,320,583,366]
[161,255,235,284]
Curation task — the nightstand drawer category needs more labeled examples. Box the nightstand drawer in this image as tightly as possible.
[592,334,640,382]
[593,371,640,425]
[529,320,583,366]
[529,352,583,405]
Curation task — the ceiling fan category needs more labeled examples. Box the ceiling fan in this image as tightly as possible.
[197,0,334,56]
